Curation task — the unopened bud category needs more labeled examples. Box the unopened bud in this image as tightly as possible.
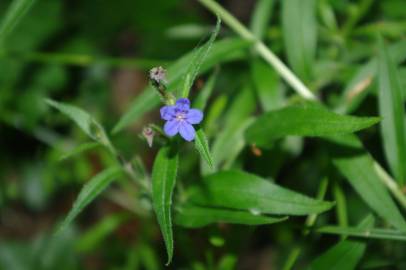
[149,66,167,86]
[142,126,155,147]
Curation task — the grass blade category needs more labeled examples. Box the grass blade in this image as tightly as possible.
[316,226,406,242]
[282,0,317,81]
[0,0,36,47]
[175,205,287,228]
[250,0,274,40]
[245,102,380,148]
[307,215,374,270]
[378,38,406,185]
[152,144,179,265]
[56,166,123,234]
[327,134,406,232]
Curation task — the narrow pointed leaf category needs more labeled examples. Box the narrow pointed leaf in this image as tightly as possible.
[327,134,406,232]
[57,166,123,233]
[45,99,106,142]
[190,170,334,216]
[194,128,214,170]
[181,17,220,97]
[175,205,287,228]
[307,215,374,270]
[113,38,250,133]
[246,102,380,148]
[152,144,179,265]
[378,38,406,185]
[59,142,100,161]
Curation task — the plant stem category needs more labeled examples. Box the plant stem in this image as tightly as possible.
[197,0,317,100]
[374,162,406,210]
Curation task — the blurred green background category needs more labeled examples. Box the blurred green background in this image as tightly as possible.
[1,0,406,269]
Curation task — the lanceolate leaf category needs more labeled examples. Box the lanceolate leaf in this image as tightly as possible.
[378,38,406,185]
[45,99,107,142]
[327,134,406,232]
[190,170,334,216]
[175,204,287,228]
[307,215,374,270]
[113,38,250,133]
[152,144,179,265]
[57,166,123,234]
[0,0,36,47]
[194,128,214,170]
[282,0,317,81]
[245,102,380,148]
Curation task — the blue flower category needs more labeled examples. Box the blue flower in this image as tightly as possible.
[160,98,203,141]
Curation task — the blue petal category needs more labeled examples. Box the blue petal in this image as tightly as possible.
[175,98,190,110]
[164,120,180,137]
[186,109,203,124]
[160,106,175,120]
[179,122,195,141]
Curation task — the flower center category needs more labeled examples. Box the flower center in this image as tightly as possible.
[175,112,186,121]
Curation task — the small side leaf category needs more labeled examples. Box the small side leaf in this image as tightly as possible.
[245,102,380,148]
[152,144,179,265]
[175,205,287,228]
[45,99,106,142]
[194,128,214,170]
[56,166,123,234]
[59,142,100,161]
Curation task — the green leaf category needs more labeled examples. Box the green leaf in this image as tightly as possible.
[175,204,287,228]
[282,0,317,81]
[251,58,284,111]
[327,134,406,232]
[45,99,106,142]
[181,17,220,98]
[59,142,100,161]
[190,170,334,216]
[113,38,250,133]
[56,166,123,234]
[250,0,274,40]
[378,38,406,185]
[245,102,380,148]
[152,144,179,265]
[194,128,214,170]
[307,215,375,270]
[0,0,36,47]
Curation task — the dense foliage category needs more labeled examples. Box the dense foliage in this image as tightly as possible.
[1,0,406,269]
